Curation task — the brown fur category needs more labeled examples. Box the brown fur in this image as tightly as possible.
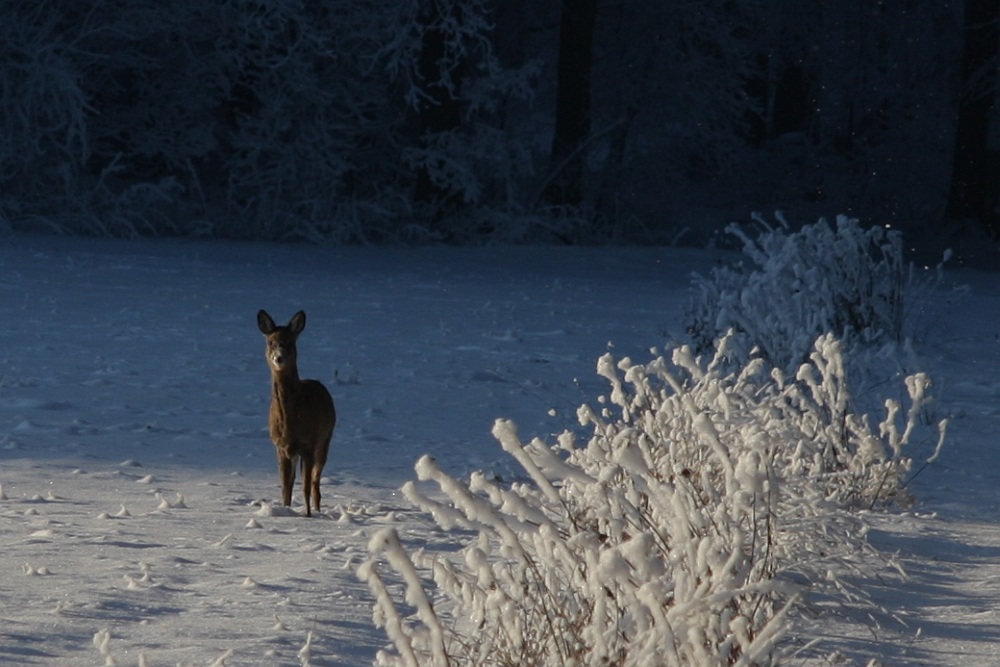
[257,309,336,516]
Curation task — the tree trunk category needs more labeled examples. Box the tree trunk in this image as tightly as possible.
[543,0,598,209]
[947,0,1000,237]
[413,1,464,211]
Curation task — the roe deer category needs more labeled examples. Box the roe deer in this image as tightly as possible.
[257,309,336,517]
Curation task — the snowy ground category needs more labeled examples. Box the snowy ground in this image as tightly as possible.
[0,233,996,666]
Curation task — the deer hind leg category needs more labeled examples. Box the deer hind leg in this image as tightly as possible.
[301,456,315,517]
[277,453,296,507]
[310,459,326,515]
[311,438,330,516]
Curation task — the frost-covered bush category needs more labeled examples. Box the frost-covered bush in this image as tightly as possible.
[688,214,906,372]
[361,333,946,666]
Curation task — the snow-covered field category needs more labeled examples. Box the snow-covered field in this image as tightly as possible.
[0,233,995,666]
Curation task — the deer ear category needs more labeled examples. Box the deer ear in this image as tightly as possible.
[288,310,307,334]
[257,310,277,335]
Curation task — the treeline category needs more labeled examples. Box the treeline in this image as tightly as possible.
[0,1,986,243]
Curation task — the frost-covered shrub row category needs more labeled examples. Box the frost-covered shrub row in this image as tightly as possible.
[688,215,906,372]
[360,333,946,666]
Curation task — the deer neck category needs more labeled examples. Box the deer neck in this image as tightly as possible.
[271,367,303,404]
[269,368,303,445]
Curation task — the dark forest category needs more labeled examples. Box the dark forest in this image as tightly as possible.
[0,0,995,246]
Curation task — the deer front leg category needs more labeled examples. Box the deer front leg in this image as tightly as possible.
[277,452,295,507]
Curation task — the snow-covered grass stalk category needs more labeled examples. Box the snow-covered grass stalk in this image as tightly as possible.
[362,333,946,666]
[93,628,117,666]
